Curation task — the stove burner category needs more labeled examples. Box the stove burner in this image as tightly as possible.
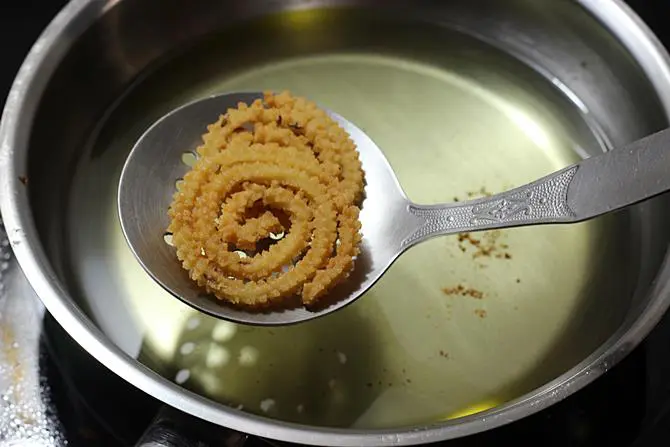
[0,217,65,446]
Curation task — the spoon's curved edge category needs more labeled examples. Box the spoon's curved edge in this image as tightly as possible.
[178,242,404,327]
[117,91,404,326]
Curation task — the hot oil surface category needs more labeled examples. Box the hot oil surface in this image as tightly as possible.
[65,10,634,428]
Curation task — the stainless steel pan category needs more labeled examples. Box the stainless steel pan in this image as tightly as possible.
[3,0,670,445]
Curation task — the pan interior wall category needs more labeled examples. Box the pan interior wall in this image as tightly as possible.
[22,5,664,431]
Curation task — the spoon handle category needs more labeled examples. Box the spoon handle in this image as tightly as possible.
[402,128,670,248]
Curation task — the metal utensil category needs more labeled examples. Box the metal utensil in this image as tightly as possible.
[118,91,670,326]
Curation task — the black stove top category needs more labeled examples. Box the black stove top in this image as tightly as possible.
[2,1,670,446]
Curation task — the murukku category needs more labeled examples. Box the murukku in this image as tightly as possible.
[167,91,365,309]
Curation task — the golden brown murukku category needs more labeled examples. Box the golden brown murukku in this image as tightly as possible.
[167,91,364,309]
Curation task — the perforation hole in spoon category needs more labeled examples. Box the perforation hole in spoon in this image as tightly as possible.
[181,151,198,167]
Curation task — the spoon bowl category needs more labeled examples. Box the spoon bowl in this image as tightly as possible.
[118,92,670,326]
[118,92,410,325]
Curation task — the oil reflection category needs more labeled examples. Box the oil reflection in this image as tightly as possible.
[138,303,387,427]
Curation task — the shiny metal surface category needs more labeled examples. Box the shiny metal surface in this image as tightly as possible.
[405,126,670,242]
[120,91,670,325]
[3,0,670,445]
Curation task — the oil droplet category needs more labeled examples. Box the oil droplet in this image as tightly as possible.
[206,344,231,368]
[239,346,260,366]
[212,321,236,342]
[179,342,196,355]
[260,398,276,413]
[186,316,201,330]
[175,369,191,384]
[337,351,347,364]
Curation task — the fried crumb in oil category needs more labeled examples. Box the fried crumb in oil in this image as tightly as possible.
[474,309,487,318]
[442,284,484,299]
[18,176,28,186]
[516,278,521,283]
[439,350,449,358]
[466,187,492,198]
[457,230,512,260]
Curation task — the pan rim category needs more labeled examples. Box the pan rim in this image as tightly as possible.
[2,0,670,445]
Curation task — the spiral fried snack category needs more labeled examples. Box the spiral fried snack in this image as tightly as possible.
[167,91,365,309]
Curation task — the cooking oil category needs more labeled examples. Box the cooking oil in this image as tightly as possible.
[65,8,636,429]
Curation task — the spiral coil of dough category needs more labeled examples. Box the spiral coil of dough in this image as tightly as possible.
[168,91,364,309]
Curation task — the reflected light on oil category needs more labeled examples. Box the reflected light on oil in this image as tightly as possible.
[197,370,224,396]
[503,105,552,153]
[371,57,561,164]
[239,345,260,366]
[206,344,231,368]
[212,321,237,342]
[102,0,122,13]
[444,400,500,420]
[111,200,193,359]
[279,9,329,30]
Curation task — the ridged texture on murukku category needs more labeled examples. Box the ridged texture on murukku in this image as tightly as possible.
[167,91,364,308]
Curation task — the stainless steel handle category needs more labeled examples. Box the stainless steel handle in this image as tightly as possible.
[402,127,670,247]
[136,406,248,447]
